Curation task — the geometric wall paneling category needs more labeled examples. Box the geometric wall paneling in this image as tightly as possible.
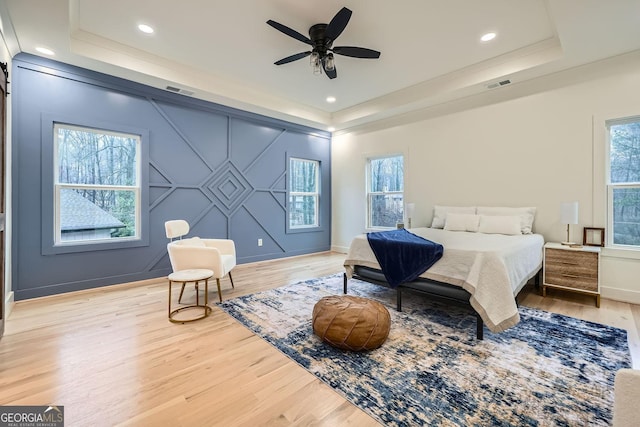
[149,161,177,209]
[228,118,284,172]
[244,191,289,237]
[206,160,254,214]
[243,144,287,190]
[11,53,331,299]
[231,206,286,261]
[151,100,230,172]
[190,204,230,241]
[266,173,288,210]
[149,186,173,207]
[272,171,287,190]
[148,116,214,185]
[149,162,172,185]
[162,188,213,219]
[269,190,287,211]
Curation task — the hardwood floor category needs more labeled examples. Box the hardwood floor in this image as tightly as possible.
[0,251,638,426]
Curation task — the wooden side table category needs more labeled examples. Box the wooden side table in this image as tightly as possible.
[542,242,601,307]
[168,269,213,323]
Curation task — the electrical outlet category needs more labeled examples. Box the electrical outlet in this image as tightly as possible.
[258,238,263,247]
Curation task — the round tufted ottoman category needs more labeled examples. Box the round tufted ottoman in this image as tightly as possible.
[312,295,391,351]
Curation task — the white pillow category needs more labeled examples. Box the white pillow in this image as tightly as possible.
[431,206,476,229]
[444,213,480,232]
[476,207,536,234]
[478,215,522,235]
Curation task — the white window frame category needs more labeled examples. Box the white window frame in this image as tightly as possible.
[289,157,320,229]
[53,123,142,245]
[605,116,640,250]
[366,154,404,229]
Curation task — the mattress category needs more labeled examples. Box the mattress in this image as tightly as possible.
[344,227,545,333]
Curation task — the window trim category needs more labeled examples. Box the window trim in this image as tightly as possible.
[41,114,149,255]
[605,116,640,250]
[53,123,142,246]
[288,157,320,230]
[366,154,404,230]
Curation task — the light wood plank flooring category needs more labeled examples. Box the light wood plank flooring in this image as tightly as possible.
[0,251,638,426]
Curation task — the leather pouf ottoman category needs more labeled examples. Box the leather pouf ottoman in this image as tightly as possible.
[312,295,390,351]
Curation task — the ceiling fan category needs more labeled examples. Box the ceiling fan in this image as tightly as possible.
[267,7,381,79]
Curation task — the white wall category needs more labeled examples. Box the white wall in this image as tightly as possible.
[332,55,640,304]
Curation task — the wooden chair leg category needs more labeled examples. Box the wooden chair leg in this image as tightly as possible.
[178,283,186,303]
[216,278,222,303]
[228,271,235,289]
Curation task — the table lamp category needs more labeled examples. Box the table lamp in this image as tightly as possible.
[406,203,415,229]
[560,201,579,245]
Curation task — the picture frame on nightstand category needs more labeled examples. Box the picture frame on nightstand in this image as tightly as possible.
[583,227,605,247]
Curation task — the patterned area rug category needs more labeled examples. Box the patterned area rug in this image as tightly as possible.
[218,274,631,426]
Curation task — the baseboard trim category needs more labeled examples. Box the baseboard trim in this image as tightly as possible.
[331,245,349,254]
[601,286,640,305]
[5,290,14,319]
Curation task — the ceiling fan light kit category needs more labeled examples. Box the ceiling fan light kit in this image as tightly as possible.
[267,7,381,79]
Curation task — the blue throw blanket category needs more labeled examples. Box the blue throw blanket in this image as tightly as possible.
[366,228,444,288]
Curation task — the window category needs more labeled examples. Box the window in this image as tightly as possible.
[607,118,640,248]
[289,158,319,228]
[54,123,141,244]
[367,155,404,228]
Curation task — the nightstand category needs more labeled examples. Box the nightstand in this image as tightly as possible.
[542,242,601,307]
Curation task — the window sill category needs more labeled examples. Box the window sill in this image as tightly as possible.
[365,227,396,233]
[286,226,324,234]
[601,246,640,260]
[43,237,148,255]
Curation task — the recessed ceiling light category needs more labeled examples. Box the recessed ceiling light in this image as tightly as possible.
[138,24,154,34]
[480,32,496,42]
[35,46,55,56]
[326,96,336,103]
[328,127,336,132]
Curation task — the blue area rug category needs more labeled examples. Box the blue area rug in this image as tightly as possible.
[218,274,631,426]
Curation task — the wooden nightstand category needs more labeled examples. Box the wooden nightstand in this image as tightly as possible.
[542,242,601,307]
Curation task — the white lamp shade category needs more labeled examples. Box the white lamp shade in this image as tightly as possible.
[406,203,415,218]
[560,201,579,225]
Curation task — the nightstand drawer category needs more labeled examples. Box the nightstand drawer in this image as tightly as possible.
[544,248,598,273]
[543,271,598,292]
[544,259,598,278]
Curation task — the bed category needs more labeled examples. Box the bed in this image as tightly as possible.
[343,215,545,339]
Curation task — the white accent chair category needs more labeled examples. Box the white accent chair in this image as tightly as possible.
[613,368,640,426]
[165,219,236,303]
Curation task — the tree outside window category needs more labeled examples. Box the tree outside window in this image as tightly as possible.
[608,120,640,248]
[54,123,141,244]
[367,155,404,228]
[289,158,319,228]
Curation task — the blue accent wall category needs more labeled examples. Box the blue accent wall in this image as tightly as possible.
[11,53,331,300]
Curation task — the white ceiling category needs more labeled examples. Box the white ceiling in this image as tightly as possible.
[1,0,640,132]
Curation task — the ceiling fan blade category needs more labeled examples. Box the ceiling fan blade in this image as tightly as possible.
[333,46,381,59]
[324,7,352,42]
[274,51,312,65]
[323,62,337,79]
[267,20,312,45]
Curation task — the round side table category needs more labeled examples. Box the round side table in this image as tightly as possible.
[168,268,213,323]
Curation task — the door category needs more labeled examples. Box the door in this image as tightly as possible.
[0,62,7,339]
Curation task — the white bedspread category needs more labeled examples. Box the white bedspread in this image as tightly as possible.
[343,227,544,333]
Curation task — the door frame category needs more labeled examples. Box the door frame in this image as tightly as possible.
[0,61,7,339]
